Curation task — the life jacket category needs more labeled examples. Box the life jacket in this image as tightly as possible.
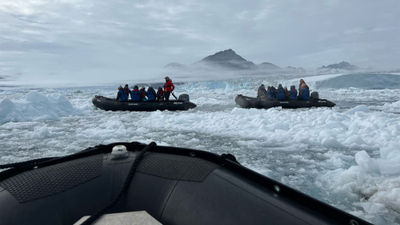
[268,89,274,99]
[289,89,297,100]
[119,89,128,101]
[277,88,286,100]
[301,87,310,100]
[131,89,141,101]
[147,89,156,101]
[164,80,175,92]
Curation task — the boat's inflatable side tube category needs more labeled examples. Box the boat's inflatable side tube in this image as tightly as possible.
[92,95,196,111]
[0,142,370,225]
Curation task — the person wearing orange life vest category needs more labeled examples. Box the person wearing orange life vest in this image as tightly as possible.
[299,79,309,90]
[163,76,175,101]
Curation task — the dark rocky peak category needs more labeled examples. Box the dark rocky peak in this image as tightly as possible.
[198,49,256,70]
[201,49,249,63]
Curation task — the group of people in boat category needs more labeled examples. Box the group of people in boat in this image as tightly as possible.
[116,76,175,102]
[257,79,310,100]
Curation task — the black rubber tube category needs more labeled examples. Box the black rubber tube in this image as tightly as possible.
[0,157,58,170]
[81,142,157,225]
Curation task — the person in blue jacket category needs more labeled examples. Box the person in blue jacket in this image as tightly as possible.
[289,85,298,100]
[267,86,276,100]
[147,87,156,101]
[131,85,141,102]
[300,87,310,100]
[276,84,286,100]
[116,86,128,101]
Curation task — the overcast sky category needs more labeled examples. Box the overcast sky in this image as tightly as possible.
[0,0,399,84]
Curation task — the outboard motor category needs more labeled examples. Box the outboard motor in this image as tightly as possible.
[311,91,319,100]
[178,94,190,102]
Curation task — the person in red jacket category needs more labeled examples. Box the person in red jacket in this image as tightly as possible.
[163,76,175,101]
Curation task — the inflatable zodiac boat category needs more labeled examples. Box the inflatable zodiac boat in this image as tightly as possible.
[0,142,370,225]
[92,94,196,111]
[235,94,336,109]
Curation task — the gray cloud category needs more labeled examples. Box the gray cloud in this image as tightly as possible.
[0,0,399,84]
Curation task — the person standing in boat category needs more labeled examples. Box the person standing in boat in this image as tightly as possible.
[131,85,141,102]
[156,87,164,101]
[116,86,128,101]
[163,76,175,101]
[298,79,310,100]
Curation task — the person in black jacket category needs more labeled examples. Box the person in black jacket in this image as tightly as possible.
[139,86,147,101]
[156,87,164,101]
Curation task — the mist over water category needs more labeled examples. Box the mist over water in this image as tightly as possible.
[1,73,400,224]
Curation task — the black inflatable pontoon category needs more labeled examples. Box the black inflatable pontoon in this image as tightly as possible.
[0,142,370,225]
[235,94,336,109]
[92,94,196,111]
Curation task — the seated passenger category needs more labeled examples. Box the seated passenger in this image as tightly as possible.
[299,86,310,100]
[268,86,276,100]
[147,86,156,101]
[140,86,147,101]
[276,84,286,100]
[123,84,130,98]
[298,79,310,100]
[284,86,289,98]
[289,85,298,100]
[257,84,268,99]
[116,86,128,101]
[156,87,164,101]
[131,85,141,102]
